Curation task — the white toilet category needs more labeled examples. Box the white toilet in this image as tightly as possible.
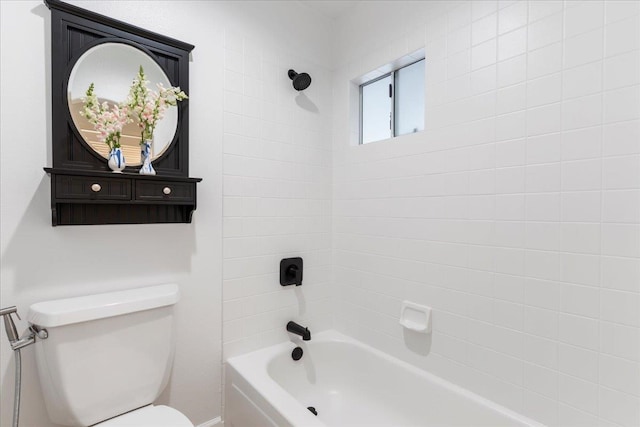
[27,284,194,427]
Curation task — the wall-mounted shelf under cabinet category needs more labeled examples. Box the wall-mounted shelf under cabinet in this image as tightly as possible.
[44,168,202,226]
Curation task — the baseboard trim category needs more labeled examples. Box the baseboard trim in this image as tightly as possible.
[196,416,222,427]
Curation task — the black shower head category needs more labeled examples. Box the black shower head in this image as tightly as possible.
[288,69,312,91]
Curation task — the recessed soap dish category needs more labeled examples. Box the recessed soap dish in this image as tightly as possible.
[399,301,432,333]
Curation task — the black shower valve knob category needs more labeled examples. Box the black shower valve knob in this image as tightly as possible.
[286,264,299,278]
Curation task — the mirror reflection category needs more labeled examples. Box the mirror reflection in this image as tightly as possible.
[67,43,177,165]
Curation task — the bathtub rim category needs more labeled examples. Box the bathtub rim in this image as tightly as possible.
[226,329,546,427]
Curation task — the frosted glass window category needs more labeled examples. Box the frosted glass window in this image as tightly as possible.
[361,75,392,144]
[359,58,424,145]
[394,59,424,136]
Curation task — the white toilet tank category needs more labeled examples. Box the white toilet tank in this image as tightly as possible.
[27,284,180,427]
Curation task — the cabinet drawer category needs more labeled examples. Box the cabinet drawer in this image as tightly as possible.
[135,180,194,202]
[55,175,131,200]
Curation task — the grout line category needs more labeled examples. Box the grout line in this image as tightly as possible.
[331,230,640,259]
[597,1,607,420]
[557,1,567,412]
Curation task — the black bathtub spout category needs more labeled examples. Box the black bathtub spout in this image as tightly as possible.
[287,321,311,341]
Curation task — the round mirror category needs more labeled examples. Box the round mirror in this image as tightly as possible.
[67,42,178,166]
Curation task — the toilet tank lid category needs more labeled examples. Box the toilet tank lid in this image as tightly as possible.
[27,284,180,327]
[97,405,193,427]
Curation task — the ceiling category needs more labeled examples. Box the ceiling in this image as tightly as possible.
[298,1,361,19]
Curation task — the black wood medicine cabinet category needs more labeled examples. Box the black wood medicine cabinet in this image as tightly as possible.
[44,0,202,226]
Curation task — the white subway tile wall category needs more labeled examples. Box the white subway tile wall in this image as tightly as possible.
[221,15,334,358]
[331,1,639,426]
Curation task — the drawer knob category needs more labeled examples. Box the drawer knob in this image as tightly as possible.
[163,186,172,195]
[91,183,102,192]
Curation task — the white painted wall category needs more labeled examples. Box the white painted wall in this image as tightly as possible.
[331,1,640,426]
[0,1,223,425]
[0,1,331,426]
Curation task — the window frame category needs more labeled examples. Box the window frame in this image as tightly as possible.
[359,58,425,145]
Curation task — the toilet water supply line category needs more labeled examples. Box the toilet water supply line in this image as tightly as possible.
[0,306,48,427]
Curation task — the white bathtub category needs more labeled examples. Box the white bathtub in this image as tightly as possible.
[225,330,544,427]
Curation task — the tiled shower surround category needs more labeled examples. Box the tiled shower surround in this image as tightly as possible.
[221,25,334,357]
[331,1,639,426]
[223,1,639,426]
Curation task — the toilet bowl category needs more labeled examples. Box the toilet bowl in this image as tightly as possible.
[27,284,193,427]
